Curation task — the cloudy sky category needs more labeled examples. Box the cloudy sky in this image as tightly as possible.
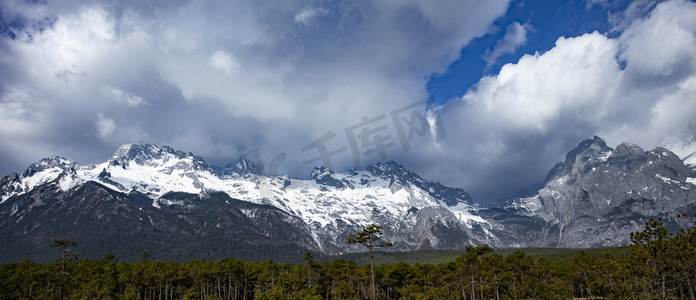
[1,0,695,203]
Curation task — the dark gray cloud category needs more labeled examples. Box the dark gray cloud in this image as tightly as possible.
[0,0,509,175]
[1,0,695,204]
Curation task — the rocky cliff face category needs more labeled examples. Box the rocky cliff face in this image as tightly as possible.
[494,136,696,247]
[0,137,695,262]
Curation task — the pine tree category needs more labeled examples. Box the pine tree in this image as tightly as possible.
[51,238,78,300]
[304,251,315,288]
[631,218,672,299]
[346,224,392,300]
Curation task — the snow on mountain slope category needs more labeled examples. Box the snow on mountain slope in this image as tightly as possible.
[273,167,481,229]
[0,143,487,248]
[0,156,77,202]
[3,138,695,252]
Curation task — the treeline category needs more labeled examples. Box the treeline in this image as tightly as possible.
[1,217,695,300]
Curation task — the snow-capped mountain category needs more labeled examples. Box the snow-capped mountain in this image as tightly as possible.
[0,143,489,261]
[1,137,695,262]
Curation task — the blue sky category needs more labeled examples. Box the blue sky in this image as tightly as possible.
[428,0,639,105]
[1,0,695,202]
[424,0,694,200]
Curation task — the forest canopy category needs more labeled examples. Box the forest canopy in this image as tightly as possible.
[1,217,694,299]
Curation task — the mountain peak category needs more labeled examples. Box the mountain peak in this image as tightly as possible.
[109,143,205,169]
[591,135,606,144]
[614,142,645,159]
[366,160,407,177]
[538,136,614,185]
[365,160,472,206]
[379,160,404,170]
[112,143,180,160]
[565,136,609,161]
[309,165,346,189]
[21,156,76,178]
[228,157,260,177]
[310,165,334,180]
[557,136,611,168]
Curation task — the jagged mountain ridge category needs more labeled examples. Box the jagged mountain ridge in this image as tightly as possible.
[1,137,695,262]
[0,180,318,262]
[490,136,696,247]
[0,143,486,261]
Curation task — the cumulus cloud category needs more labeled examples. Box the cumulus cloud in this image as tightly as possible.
[413,0,696,201]
[607,0,662,32]
[0,0,509,180]
[1,0,694,203]
[483,21,532,71]
[420,31,620,199]
[294,7,327,25]
[208,49,240,75]
[105,87,144,106]
[96,114,116,139]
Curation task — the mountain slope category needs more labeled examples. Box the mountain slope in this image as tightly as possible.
[0,144,489,261]
[490,136,696,247]
[1,137,695,262]
[0,179,318,262]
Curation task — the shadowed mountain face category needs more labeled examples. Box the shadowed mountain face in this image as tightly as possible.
[0,181,317,263]
[1,136,695,262]
[481,136,696,247]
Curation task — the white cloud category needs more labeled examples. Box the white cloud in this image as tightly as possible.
[208,49,240,75]
[484,22,532,71]
[105,87,144,106]
[294,7,327,25]
[601,0,696,147]
[3,0,694,203]
[471,32,620,130]
[421,32,621,198]
[96,114,116,139]
[618,0,696,80]
[0,0,510,181]
[417,0,696,200]
[608,0,661,32]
